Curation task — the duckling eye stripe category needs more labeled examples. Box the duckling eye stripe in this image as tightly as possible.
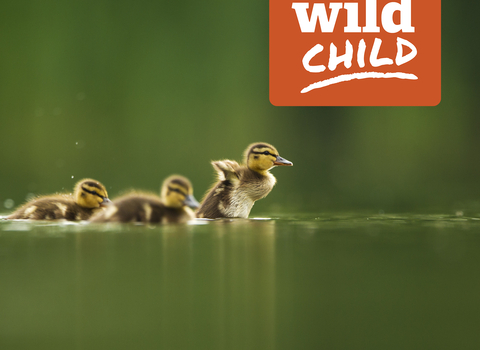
[168,186,186,196]
[82,187,104,199]
[251,151,277,157]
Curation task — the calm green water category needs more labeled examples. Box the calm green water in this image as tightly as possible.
[1,213,480,350]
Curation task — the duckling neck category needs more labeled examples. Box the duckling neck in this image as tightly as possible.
[249,167,271,177]
[244,168,277,199]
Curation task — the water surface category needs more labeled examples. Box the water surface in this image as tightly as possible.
[1,213,479,350]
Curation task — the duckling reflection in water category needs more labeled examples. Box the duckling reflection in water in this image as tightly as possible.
[6,179,110,221]
[196,142,293,219]
[89,175,199,224]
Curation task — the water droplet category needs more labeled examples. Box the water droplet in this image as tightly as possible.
[25,193,36,201]
[75,140,85,149]
[4,199,14,209]
[71,176,74,179]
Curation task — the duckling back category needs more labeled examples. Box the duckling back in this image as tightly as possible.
[6,195,98,221]
[89,193,194,224]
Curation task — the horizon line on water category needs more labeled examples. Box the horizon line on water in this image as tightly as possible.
[301,72,418,93]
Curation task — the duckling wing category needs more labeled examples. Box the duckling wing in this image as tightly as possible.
[212,160,241,184]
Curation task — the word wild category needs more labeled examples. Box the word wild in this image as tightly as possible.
[291,1,415,33]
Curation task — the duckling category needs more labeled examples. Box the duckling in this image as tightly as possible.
[89,175,200,224]
[196,142,293,219]
[6,178,110,221]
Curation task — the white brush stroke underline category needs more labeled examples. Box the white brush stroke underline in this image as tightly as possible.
[301,72,418,93]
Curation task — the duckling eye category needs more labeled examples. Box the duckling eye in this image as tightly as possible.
[263,151,277,157]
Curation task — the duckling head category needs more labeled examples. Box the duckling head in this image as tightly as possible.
[74,178,111,209]
[244,142,293,173]
[161,175,200,209]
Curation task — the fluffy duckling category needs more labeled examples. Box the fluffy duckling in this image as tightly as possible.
[89,175,200,224]
[6,178,110,221]
[196,142,293,219]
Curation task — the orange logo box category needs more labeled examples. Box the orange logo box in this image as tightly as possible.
[270,0,441,106]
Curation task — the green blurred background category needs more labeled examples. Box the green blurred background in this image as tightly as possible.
[0,1,478,214]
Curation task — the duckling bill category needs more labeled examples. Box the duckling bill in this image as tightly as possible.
[89,175,199,224]
[196,142,292,219]
[6,179,110,221]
